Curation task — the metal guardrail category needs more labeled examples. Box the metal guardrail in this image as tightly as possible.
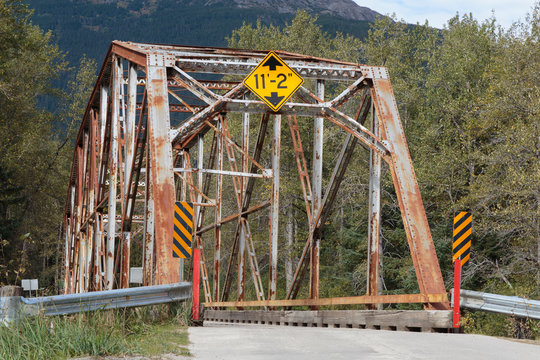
[1,282,191,324]
[452,288,540,320]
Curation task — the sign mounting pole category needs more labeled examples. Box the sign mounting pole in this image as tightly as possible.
[452,211,472,330]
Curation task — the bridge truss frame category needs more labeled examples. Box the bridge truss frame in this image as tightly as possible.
[63,41,449,310]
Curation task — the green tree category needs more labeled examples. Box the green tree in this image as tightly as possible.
[0,0,96,289]
[364,7,540,301]
[463,5,540,295]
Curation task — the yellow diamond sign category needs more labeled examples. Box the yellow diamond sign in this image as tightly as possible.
[243,51,304,112]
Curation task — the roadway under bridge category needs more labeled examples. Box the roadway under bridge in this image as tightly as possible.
[63,42,450,321]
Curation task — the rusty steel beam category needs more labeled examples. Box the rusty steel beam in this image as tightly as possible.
[88,110,99,292]
[370,70,448,309]
[195,131,218,303]
[119,62,138,288]
[119,90,147,233]
[106,56,120,291]
[169,53,366,81]
[288,116,313,222]
[64,41,449,314]
[192,134,215,302]
[111,42,146,67]
[309,80,324,306]
[367,100,382,309]
[269,114,281,301]
[143,130,155,286]
[170,84,248,146]
[315,92,372,233]
[146,64,178,285]
[213,120,223,301]
[242,114,269,212]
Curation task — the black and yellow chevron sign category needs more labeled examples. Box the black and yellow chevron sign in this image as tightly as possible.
[173,201,193,259]
[453,211,472,265]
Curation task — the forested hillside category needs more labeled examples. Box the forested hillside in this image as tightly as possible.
[0,0,538,338]
[0,1,96,291]
[25,0,374,67]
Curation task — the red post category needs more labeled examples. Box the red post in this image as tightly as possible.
[453,258,461,329]
[192,248,201,321]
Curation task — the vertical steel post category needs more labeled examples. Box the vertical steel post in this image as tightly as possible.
[197,135,204,227]
[99,86,108,144]
[143,141,155,286]
[89,111,98,292]
[95,84,108,292]
[238,110,249,301]
[196,135,204,269]
[310,80,324,303]
[269,114,281,300]
[98,84,108,205]
[367,102,382,308]
[124,62,137,192]
[146,64,178,284]
[75,144,83,293]
[80,131,90,292]
[86,122,96,293]
[63,215,70,293]
[120,232,131,287]
[179,258,184,282]
[118,60,125,215]
[192,247,201,321]
[95,214,104,290]
[68,185,76,293]
[180,152,187,202]
[106,56,120,290]
[214,120,223,301]
[119,64,136,288]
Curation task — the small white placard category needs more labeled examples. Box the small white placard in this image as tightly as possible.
[21,279,38,291]
[130,267,143,284]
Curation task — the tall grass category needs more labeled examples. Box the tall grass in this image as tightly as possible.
[0,302,191,360]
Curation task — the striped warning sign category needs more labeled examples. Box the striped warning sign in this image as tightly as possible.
[453,211,472,265]
[173,201,193,259]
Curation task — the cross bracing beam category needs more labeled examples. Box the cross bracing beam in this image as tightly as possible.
[63,41,449,312]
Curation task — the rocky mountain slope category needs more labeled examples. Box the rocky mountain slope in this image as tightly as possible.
[196,0,381,21]
[26,0,382,68]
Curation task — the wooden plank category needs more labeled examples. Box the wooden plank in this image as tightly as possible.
[206,293,448,308]
[203,310,453,332]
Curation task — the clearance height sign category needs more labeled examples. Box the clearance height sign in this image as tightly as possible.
[243,51,304,112]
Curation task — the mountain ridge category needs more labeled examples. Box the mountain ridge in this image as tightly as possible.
[80,0,381,21]
[197,0,381,21]
[26,0,381,72]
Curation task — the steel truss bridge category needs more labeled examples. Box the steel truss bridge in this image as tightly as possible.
[63,41,449,311]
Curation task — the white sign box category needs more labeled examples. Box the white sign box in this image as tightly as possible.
[21,279,38,291]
